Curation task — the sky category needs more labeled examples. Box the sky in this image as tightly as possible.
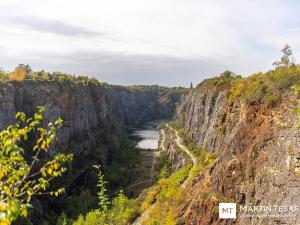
[0,0,300,87]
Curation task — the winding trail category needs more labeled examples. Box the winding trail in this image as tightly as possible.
[167,125,197,167]
[166,125,197,188]
[132,126,197,224]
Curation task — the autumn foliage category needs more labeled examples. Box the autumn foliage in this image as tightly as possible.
[0,107,73,224]
[8,67,26,81]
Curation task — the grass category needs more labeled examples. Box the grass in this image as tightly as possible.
[140,164,191,224]
[154,152,172,180]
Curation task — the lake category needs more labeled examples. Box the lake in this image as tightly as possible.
[129,120,162,149]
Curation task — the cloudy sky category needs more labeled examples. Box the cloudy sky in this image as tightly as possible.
[0,0,300,87]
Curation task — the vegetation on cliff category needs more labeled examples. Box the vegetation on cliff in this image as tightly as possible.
[0,65,187,98]
[195,45,300,108]
[140,165,191,225]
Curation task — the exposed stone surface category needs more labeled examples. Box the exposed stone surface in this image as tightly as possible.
[0,81,182,224]
[162,128,188,171]
[174,83,300,224]
[0,81,180,157]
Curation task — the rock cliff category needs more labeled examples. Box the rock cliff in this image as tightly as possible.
[173,80,300,224]
[0,80,183,223]
[0,81,181,157]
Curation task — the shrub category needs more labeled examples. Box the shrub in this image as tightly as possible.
[229,66,300,105]
[265,94,281,107]
[204,152,218,166]
[56,212,69,225]
[141,165,190,224]
[0,107,73,224]
[71,168,139,225]
[61,189,97,221]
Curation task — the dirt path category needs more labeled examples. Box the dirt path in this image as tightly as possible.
[166,124,197,188]
[132,126,197,224]
[167,125,197,167]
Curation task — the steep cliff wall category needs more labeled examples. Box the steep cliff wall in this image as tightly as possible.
[0,81,181,157]
[174,79,300,224]
[0,80,182,223]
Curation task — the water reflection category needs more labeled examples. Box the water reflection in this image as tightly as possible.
[129,120,162,149]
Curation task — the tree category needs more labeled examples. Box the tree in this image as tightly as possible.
[18,64,32,74]
[220,70,236,78]
[0,69,8,82]
[273,44,295,68]
[0,106,73,224]
[9,66,26,81]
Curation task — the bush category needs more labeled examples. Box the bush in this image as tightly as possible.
[265,94,281,107]
[0,107,73,224]
[229,66,300,105]
[141,165,191,224]
[71,192,139,225]
[61,190,97,221]
[71,167,139,225]
[155,152,172,180]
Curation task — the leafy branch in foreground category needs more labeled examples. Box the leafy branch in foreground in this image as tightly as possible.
[0,106,73,224]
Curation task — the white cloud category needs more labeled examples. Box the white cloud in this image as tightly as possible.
[0,0,299,86]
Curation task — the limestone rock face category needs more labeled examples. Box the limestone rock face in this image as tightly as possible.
[0,81,181,224]
[0,81,180,157]
[162,129,188,171]
[174,83,300,225]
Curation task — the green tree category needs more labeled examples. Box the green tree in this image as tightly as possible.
[0,106,73,224]
[18,64,32,74]
[273,44,295,68]
[221,70,236,78]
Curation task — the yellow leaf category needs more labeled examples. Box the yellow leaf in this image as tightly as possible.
[41,169,46,177]
[0,218,10,225]
[47,168,53,175]
[20,207,28,217]
[53,162,60,170]
[4,187,10,196]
